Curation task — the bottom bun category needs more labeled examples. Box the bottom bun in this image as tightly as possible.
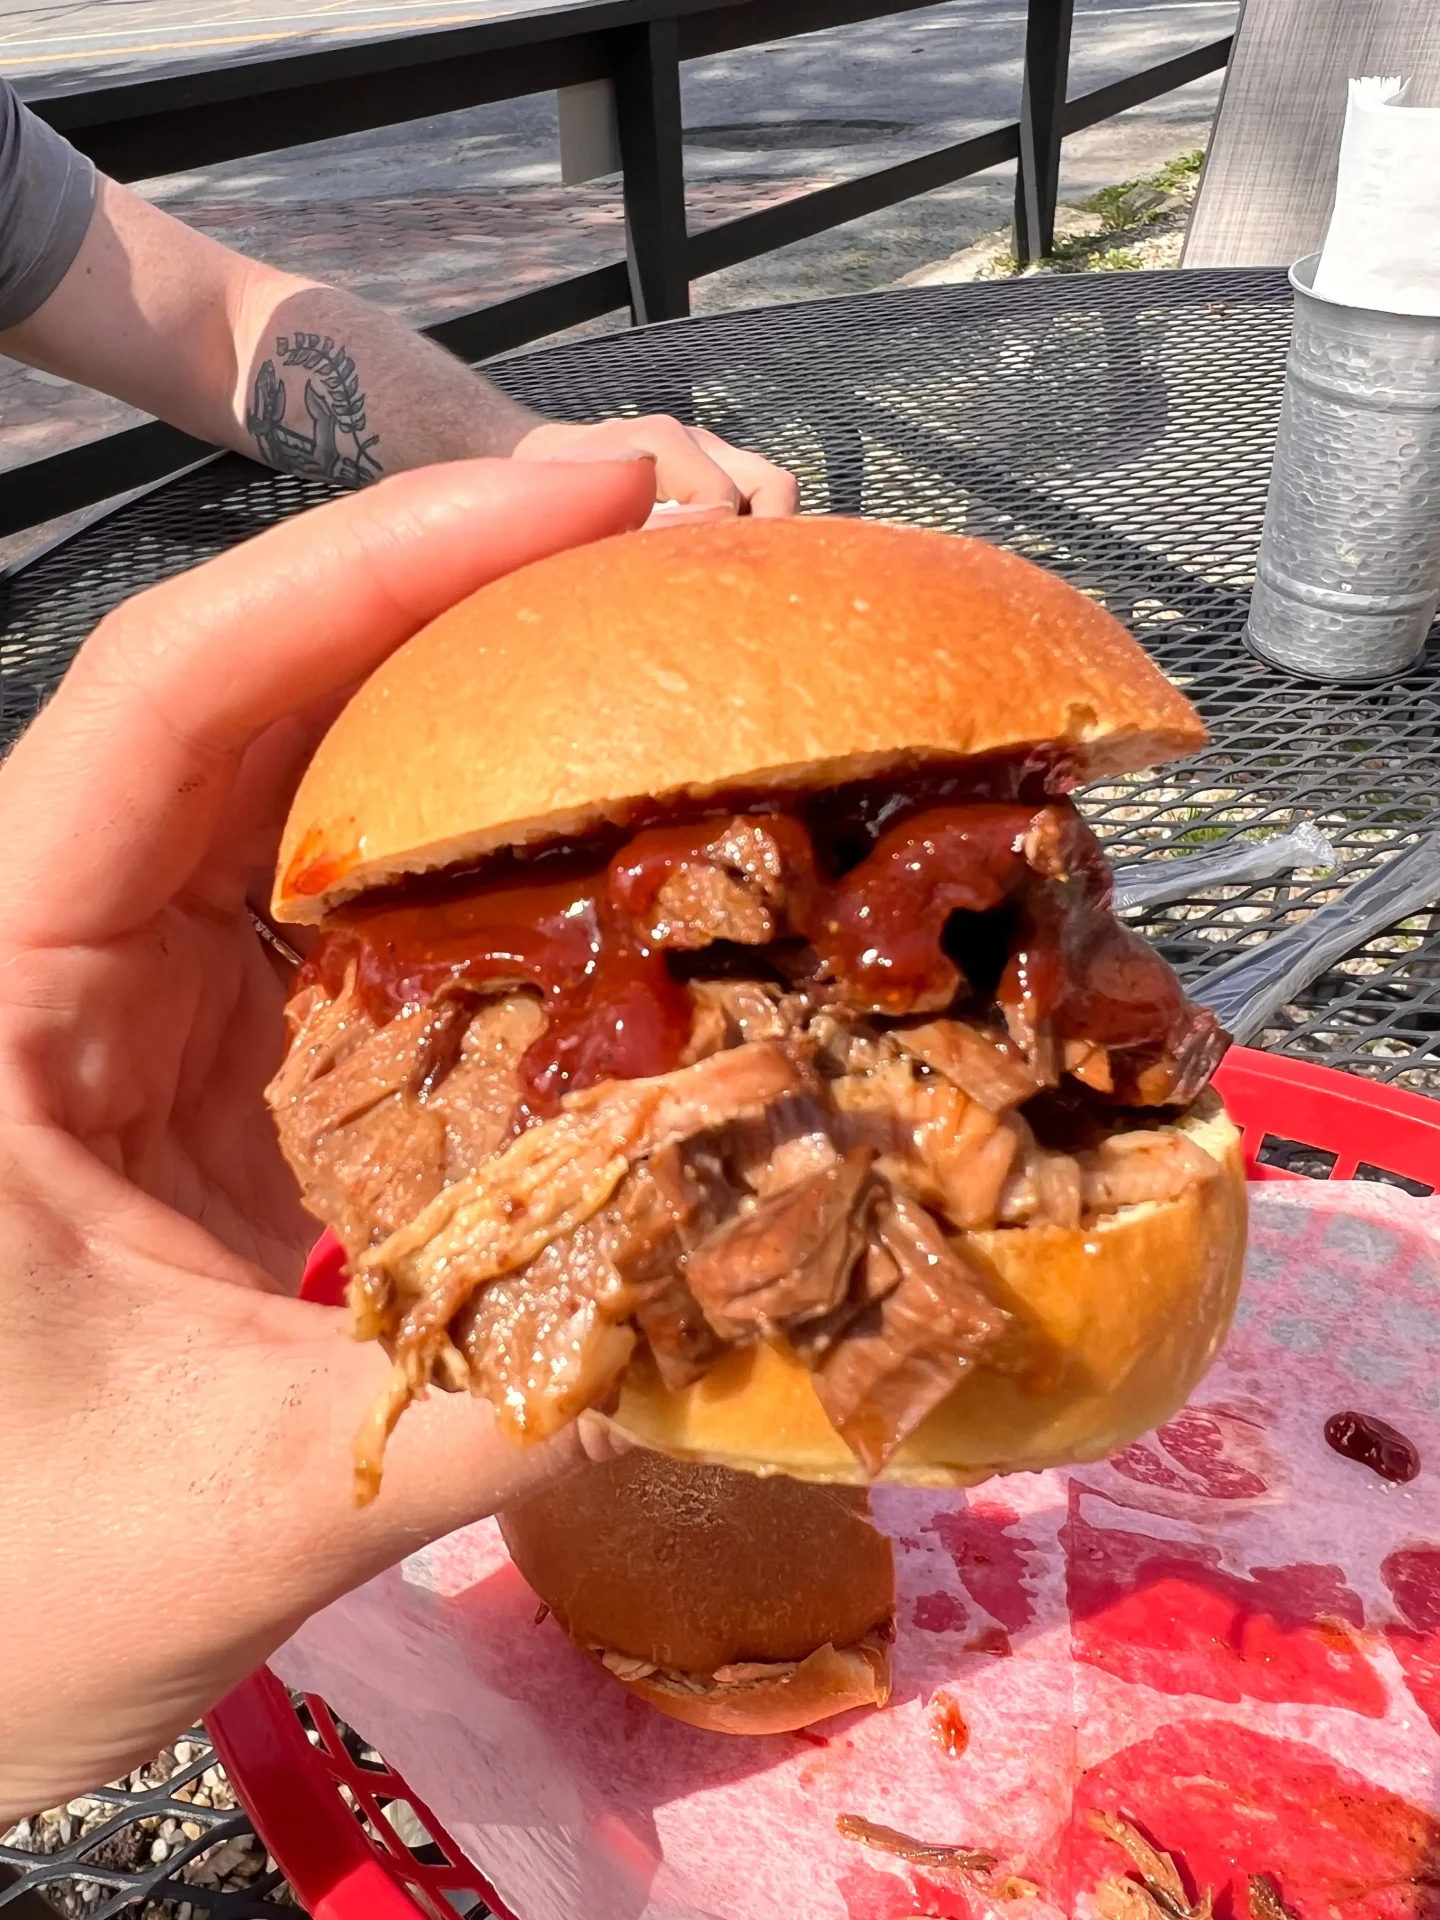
[618,1638,890,1735]
[606,1095,1247,1485]
[498,1449,895,1734]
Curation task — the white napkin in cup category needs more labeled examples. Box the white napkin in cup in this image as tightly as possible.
[1312,76,1440,317]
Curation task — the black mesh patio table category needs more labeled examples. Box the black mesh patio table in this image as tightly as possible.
[3,261,1440,1913]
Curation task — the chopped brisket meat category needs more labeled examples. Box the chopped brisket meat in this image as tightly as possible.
[788,1219,906,1364]
[684,1148,876,1341]
[634,1279,727,1390]
[605,1148,728,1389]
[997,820,1229,1108]
[648,864,775,949]
[1062,1038,1113,1095]
[269,969,372,1102]
[1077,1127,1219,1212]
[830,1056,1020,1230]
[283,994,438,1139]
[1022,807,1073,879]
[272,983,542,1260]
[407,988,476,1103]
[890,1019,1042,1112]
[812,1194,1010,1473]
[462,1147,726,1406]
[307,1093,447,1253]
[1117,1004,1229,1107]
[810,1012,891,1078]
[357,1040,804,1362]
[703,818,804,904]
[274,785,1231,1497]
[682,978,808,1064]
[607,1147,706,1287]
[1034,1149,1085,1229]
[727,1089,840,1196]
[612,817,805,950]
[998,984,1060,1085]
[427,994,548,1179]
[455,1263,637,1442]
[996,1124,1084,1229]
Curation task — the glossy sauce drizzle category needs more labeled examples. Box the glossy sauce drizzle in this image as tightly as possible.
[930,1691,971,1759]
[1324,1410,1421,1484]
[302,786,1194,1115]
[310,864,691,1113]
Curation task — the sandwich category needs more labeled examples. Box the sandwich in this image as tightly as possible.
[498,1448,895,1734]
[266,517,1247,1507]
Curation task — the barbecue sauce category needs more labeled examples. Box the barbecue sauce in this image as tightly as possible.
[1324,1410,1421,1484]
[817,805,1034,1014]
[301,781,1203,1115]
[929,1691,971,1759]
[610,815,818,927]
[310,868,691,1113]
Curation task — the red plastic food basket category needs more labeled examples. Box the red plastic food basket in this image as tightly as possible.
[205,1046,1440,1919]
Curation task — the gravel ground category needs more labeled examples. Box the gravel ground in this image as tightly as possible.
[2,1734,297,1917]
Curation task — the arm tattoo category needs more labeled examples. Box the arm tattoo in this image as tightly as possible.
[245,333,382,485]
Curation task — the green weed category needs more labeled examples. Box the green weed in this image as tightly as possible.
[1054,244,1146,274]
[1083,150,1203,234]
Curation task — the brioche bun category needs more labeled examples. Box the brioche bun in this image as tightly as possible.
[498,1449,894,1734]
[272,517,1206,922]
[604,1095,1245,1486]
[274,515,1243,1495]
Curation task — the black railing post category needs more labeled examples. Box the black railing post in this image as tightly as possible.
[1013,0,1075,265]
[612,19,691,323]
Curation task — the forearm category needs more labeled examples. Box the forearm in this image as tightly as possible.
[2,174,800,510]
[0,176,543,482]
[231,277,543,483]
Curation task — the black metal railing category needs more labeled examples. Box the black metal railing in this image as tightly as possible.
[3,0,1231,537]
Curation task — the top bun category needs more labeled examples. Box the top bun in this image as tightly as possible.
[273,517,1205,922]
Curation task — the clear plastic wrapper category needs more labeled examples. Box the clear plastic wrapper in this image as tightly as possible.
[1109,819,1336,913]
[1194,832,1440,1043]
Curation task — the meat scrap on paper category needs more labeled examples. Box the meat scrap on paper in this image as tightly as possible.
[834,1813,996,1875]
[1247,1877,1298,1920]
[1089,1811,1213,1920]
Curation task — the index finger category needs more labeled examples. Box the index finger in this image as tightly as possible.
[689,429,801,518]
[631,418,744,512]
[0,458,654,946]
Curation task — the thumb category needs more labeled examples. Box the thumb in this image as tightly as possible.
[241,1288,597,1603]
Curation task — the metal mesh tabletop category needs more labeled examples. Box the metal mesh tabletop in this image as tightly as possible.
[3,266,1440,1912]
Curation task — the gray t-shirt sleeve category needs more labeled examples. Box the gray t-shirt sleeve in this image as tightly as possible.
[0,78,97,330]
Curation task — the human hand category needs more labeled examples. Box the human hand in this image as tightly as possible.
[0,457,652,1821]
[512,414,800,519]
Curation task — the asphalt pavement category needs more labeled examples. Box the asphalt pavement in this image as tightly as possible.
[0,0,585,86]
